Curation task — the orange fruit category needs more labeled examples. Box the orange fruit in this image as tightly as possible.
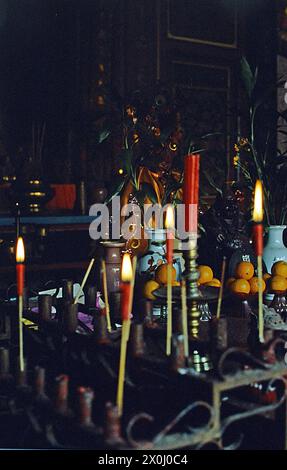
[143,280,161,300]
[198,265,213,284]
[155,264,176,285]
[231,278,251,296]
[249,277,266,295]
[172,280,180,287]
[205,278,221,288]
[263,273,271,281]
[235,261,254,280]
[271,261,287,278]
[226,277,236,290]
[270,275,287,294]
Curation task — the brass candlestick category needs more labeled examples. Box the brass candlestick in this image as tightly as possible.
[184,239,201,339]
[184,238,212,372]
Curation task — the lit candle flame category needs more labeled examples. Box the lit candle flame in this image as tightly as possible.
[253,180,263,223]
[165,205,175,229]
[16,236,25,263]
[121,253,133,282]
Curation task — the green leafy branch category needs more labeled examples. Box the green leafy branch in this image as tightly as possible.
[240,56,287,225]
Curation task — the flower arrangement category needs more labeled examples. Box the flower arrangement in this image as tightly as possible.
[239,57,287,225]
[105,85,185,209]
[101,84,225,211]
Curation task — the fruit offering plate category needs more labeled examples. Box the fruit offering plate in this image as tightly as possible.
[153,284,221,304]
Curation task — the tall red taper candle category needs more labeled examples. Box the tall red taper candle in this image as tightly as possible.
[253,224,264,257]
[16,236,25,372]
[183,154,200,233]
[120,283,132,321]
[252,180,264,256]
[16,237,25,296]
[166,205,175,264]
[166,237,174,265]
[165,205,174,356]
[117,253,133,416]
[120,254,133,321]
[252,180,264,343]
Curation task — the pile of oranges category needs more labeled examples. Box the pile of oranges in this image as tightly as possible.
[143,259,287,301]
[143,262,221,300]
[197,265,221,287]
[265,260,287,294]
[227,260,287,297]
[226,261,266,297]
[143,263,179,300]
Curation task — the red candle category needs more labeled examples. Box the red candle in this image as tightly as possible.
[120,253,133,321]
[252,180,264,256]
[183,154,200,233]
[166,205,174,264]
[121,283,132,321]
[253,224,264,256]
[16,237,25,296]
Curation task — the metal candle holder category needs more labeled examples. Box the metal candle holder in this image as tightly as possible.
[184,238,212,372]
[38,294,52,321]
[0,347,10,379]
[184,239,201,340]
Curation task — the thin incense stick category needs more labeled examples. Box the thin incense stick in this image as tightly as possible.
[117,255,136,415]
[116,321,128,416]
[74,258,95,305]
[257,255,264,343]
[32,123,35,161]
[39,122,46,162]
[18,295,24,372]
[166,263,172,356]
[101,259,111,332]
[216,256,227,320]
[125,256,137,342]
[37,123,40,158]
[181,279,189,357]
[15,203,20,239]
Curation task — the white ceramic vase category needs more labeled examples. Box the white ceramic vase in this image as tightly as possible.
[138,228,166,277]
[263,225,287,273]
[137,228,183,279]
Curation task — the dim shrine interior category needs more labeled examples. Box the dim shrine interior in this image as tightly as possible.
[0,0,287,453]
[0,0,281,290]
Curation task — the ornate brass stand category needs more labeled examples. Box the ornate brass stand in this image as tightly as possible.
[184,237,212,372]
[184,239,201,338]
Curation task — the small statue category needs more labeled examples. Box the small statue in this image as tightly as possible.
[199,183,255,277]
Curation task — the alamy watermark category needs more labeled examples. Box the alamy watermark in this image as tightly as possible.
[89,196,197,250]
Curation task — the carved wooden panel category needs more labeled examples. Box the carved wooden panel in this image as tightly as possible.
[172,60,231,197]
[167,0,238,48]
[155,0,241,192]
[123,0,157,92]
